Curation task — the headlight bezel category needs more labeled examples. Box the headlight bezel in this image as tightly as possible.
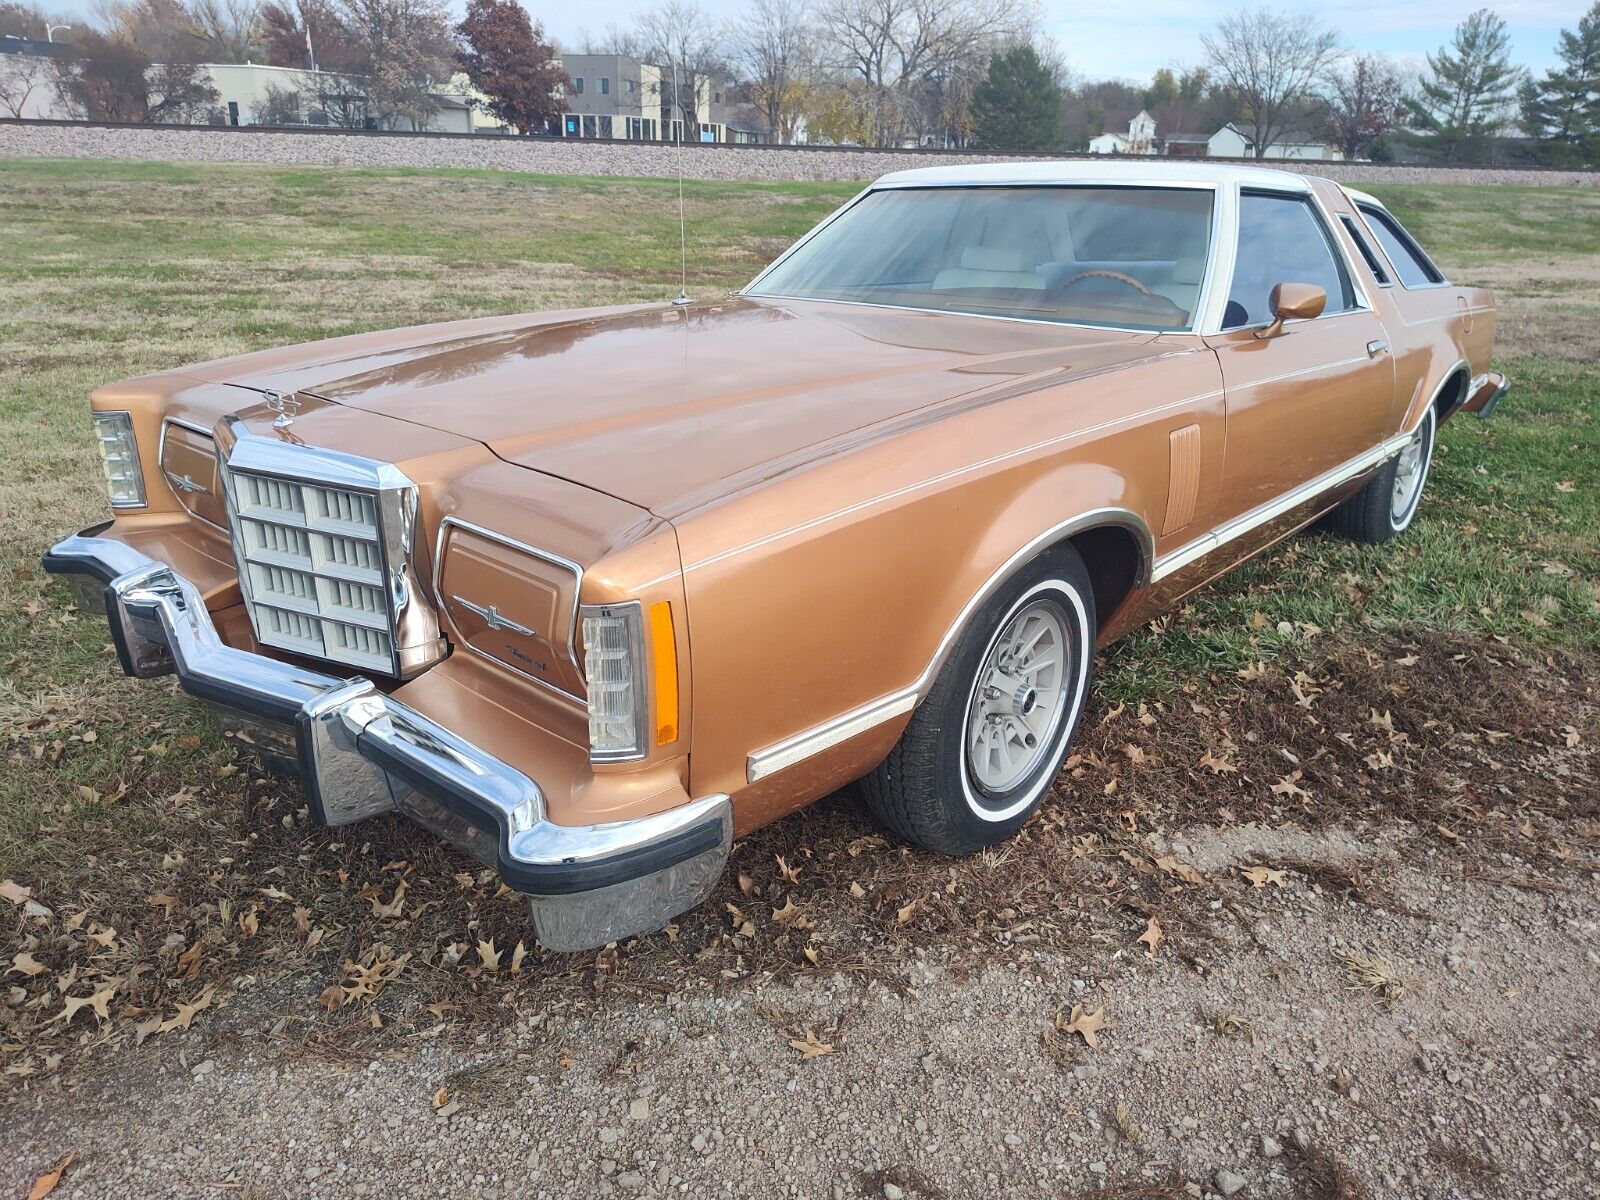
[93,410,147,509]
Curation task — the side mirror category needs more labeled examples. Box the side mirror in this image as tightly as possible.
[1254,282,1326,339]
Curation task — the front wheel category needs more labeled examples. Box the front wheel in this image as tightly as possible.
[860,545,1095,856]
[1328,407,1437,544]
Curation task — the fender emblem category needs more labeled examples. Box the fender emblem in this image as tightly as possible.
[452,595,535,637]
[263,389,301,429]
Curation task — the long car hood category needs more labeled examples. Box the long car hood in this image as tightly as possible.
[191,297,1178,515]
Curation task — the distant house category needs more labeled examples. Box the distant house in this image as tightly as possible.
[1088,108,1157,155]
[1088,110,1342,161]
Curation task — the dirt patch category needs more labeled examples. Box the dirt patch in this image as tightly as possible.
[4,630,1595,1085]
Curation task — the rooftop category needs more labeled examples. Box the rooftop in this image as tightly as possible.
[873,160,1322,191]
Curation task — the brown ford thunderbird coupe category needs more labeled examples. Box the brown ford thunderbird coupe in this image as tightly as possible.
[45,162,1507,950]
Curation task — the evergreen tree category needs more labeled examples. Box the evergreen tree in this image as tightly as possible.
[1519,1,1600,162]
[968,45,1062,153]
[1407,8,1522,162]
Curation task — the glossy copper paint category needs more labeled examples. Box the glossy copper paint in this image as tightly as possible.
[77,170,1496,840]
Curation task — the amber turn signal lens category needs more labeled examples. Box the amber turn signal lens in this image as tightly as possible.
[649,600,679,746]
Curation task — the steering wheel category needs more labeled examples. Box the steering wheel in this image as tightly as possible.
[1056,269,1156,298]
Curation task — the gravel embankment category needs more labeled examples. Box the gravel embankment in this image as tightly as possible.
[2,121,1596,186]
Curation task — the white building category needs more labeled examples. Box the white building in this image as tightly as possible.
[0,37,73,119]
[200,62,504,134]
[1089,110,1342,161]
[1087,109,1157,155]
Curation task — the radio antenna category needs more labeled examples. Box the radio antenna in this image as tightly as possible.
[672,60,691,306]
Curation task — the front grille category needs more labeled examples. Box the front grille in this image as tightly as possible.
[223,462,397,674]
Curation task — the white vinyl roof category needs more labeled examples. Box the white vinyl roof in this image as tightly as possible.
[872,159,1321,191]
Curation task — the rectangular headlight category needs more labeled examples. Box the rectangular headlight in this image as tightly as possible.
[93,411,145,508]
[581,602,647,762]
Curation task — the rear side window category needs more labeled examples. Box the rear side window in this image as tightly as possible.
[1356,204,1446,288]
[1339,214,1390,286]
[1224,191,1357,329]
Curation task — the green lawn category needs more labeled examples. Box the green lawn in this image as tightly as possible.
[0,158,1595,1084]
[1,158,1595,798]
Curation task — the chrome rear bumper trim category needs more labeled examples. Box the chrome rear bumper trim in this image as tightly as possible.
[42,530,731,952]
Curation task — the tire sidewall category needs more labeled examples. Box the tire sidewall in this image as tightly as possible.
[926,548,1095,846]
[1388,407,1437,534]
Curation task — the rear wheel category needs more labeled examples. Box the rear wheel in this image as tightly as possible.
[860,545,1095,855]
[1328,407,1436,544]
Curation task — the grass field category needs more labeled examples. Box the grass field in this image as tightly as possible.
[0,161,1596,1087]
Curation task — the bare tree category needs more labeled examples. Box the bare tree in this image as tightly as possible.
[576,24,644,57]
[633,0,724,138]
[0,48,57,116]
[189,0,262,61]
[816,0,1025,146]
[1323,52,1407,159]
[729,0,810,142]
[1201,6,1341,157]
[331,0,454,129]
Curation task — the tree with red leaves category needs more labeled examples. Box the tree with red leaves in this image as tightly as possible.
[456,0,566,135]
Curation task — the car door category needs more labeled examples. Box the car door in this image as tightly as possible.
[1206,188,1396,521]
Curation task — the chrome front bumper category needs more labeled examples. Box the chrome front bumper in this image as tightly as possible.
[42,528,732,952]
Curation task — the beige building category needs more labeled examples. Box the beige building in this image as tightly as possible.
[554,54,757,143]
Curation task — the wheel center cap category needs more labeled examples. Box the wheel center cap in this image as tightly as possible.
[1013,685,1038,717]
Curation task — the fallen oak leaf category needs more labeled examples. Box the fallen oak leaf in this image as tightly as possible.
[1054,1003,1106,1049]
[10,951,45,977]
[1271,770,1310,800]
[476,938,501,972]
[1240,866,1288,889]
[1153,854,1205,885]
[28,1153,73,1200]
[56,986,116,1027]
[788,1028,835,1060]
[158,983,215,1032]
[0,879,32,905]
[1137,917,1164,957]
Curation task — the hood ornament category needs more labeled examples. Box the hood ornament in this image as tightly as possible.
[263,389,301,429]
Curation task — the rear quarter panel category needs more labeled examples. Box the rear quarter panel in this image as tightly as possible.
[1318,181,1492,429]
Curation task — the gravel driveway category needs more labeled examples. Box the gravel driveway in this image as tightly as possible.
[8,825,1599,1200]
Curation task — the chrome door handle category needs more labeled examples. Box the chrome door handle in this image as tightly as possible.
[1366,339,1390,357]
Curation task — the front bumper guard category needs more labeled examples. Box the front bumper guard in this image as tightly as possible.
[42,528,732,952]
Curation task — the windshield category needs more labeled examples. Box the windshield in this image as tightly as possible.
[748,185,1215,331]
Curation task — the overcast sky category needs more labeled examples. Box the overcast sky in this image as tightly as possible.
[38,0,1587,81]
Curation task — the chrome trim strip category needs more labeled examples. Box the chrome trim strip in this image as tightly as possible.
[40,531,731,952]
[432,515,586,704]
[1149,361,1470,584]
[748,688,918,784]
[744,507,1153,784]
[683,407,1194,575]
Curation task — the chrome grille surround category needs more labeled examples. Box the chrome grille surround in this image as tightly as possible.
[214,416,446,678]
